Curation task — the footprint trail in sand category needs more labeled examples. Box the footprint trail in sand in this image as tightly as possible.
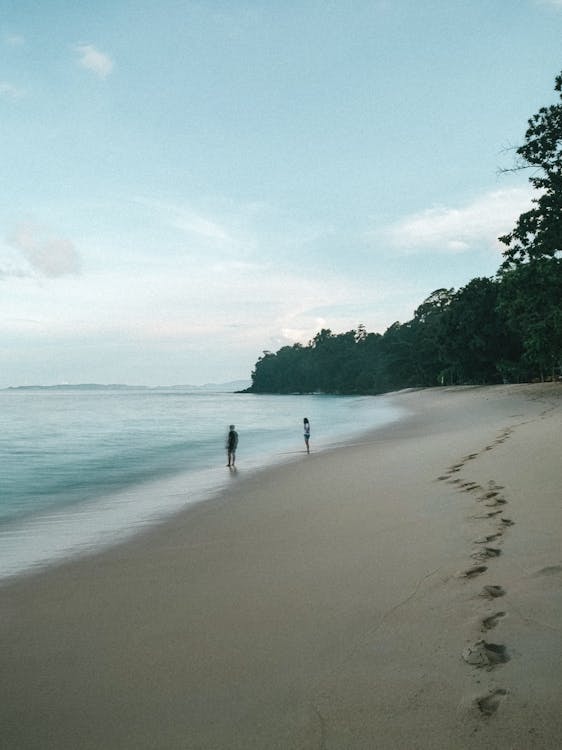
[436,424,519,721]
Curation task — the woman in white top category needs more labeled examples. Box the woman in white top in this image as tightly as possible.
[303,417,310,454]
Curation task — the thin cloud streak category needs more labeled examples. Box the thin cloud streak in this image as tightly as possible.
[376,187,534,255]
[173,212,232,245]
[134,197,260,257]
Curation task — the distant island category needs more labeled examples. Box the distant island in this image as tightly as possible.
[4,381,252,393]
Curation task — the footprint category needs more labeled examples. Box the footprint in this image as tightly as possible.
[462,640,510,668]
[472,510,503,519]
[472,547,501,561]
[480,585,506,598]
[477,490,507,506]
[473,533,502,544]
[481,611,506,631]
[482,642,510,665]
[488,481,504,490]
[495,434,511,444]
[462,565,488,578]
[500,518,514,527]
[484,496,507,507]
[447,463,464,474]
[461,482,481,492]
[477,688,508,716]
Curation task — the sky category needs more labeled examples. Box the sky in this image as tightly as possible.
[1,0,562,387]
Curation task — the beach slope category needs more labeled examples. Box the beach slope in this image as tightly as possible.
[1,384,561,749]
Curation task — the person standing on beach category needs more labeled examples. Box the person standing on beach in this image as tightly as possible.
[226,424,238,468]
[303,417,310,454]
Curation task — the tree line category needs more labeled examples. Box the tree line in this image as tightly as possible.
[247,72,562,395]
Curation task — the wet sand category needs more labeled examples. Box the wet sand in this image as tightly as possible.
[1,383,561,749]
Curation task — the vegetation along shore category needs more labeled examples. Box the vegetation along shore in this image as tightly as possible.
[247,72,562,396]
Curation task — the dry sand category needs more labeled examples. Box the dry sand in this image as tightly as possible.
[1,383,561,749]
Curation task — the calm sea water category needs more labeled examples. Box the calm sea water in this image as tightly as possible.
[0,388,404,580]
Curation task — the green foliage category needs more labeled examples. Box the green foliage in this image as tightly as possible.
[500,73,562,267]
[497,258,562,381]
[497,70,562,381]
[247,71,562,395]
[248,268,551,394]
[439,278,517,385]
[247,264,560,394]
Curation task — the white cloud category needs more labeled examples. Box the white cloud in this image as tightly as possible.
[377,187,534,254]
[4,34,26,46]
[536,0,562,7]
[74,44,114,78]
[7,223,81,277]
[0,81,25,99]
[0,220,421,384]
[0,266,29,279]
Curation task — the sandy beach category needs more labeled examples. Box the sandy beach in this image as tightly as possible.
[1,383,561,749]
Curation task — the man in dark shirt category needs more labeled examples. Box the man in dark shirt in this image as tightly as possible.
[226,425,238,468]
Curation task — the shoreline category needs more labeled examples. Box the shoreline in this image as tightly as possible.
[2,383,561,749]
[0,392,405,583]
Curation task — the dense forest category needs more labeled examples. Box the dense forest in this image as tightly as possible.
[247,73,562,395]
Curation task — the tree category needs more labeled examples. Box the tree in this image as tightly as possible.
[497,71,562,380]
[379,321,420,389]
[439,278,516,384]
[497,257,562,381]
[409,289,454,385]
[500,72,562,267]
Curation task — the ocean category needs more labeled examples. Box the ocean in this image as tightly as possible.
[0,388,404,581]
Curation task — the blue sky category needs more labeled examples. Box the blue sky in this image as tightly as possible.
[1,0,561,386]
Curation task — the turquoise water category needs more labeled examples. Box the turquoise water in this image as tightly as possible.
[0,388,404,580]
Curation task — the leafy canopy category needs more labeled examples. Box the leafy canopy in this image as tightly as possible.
[500,73,562,267]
